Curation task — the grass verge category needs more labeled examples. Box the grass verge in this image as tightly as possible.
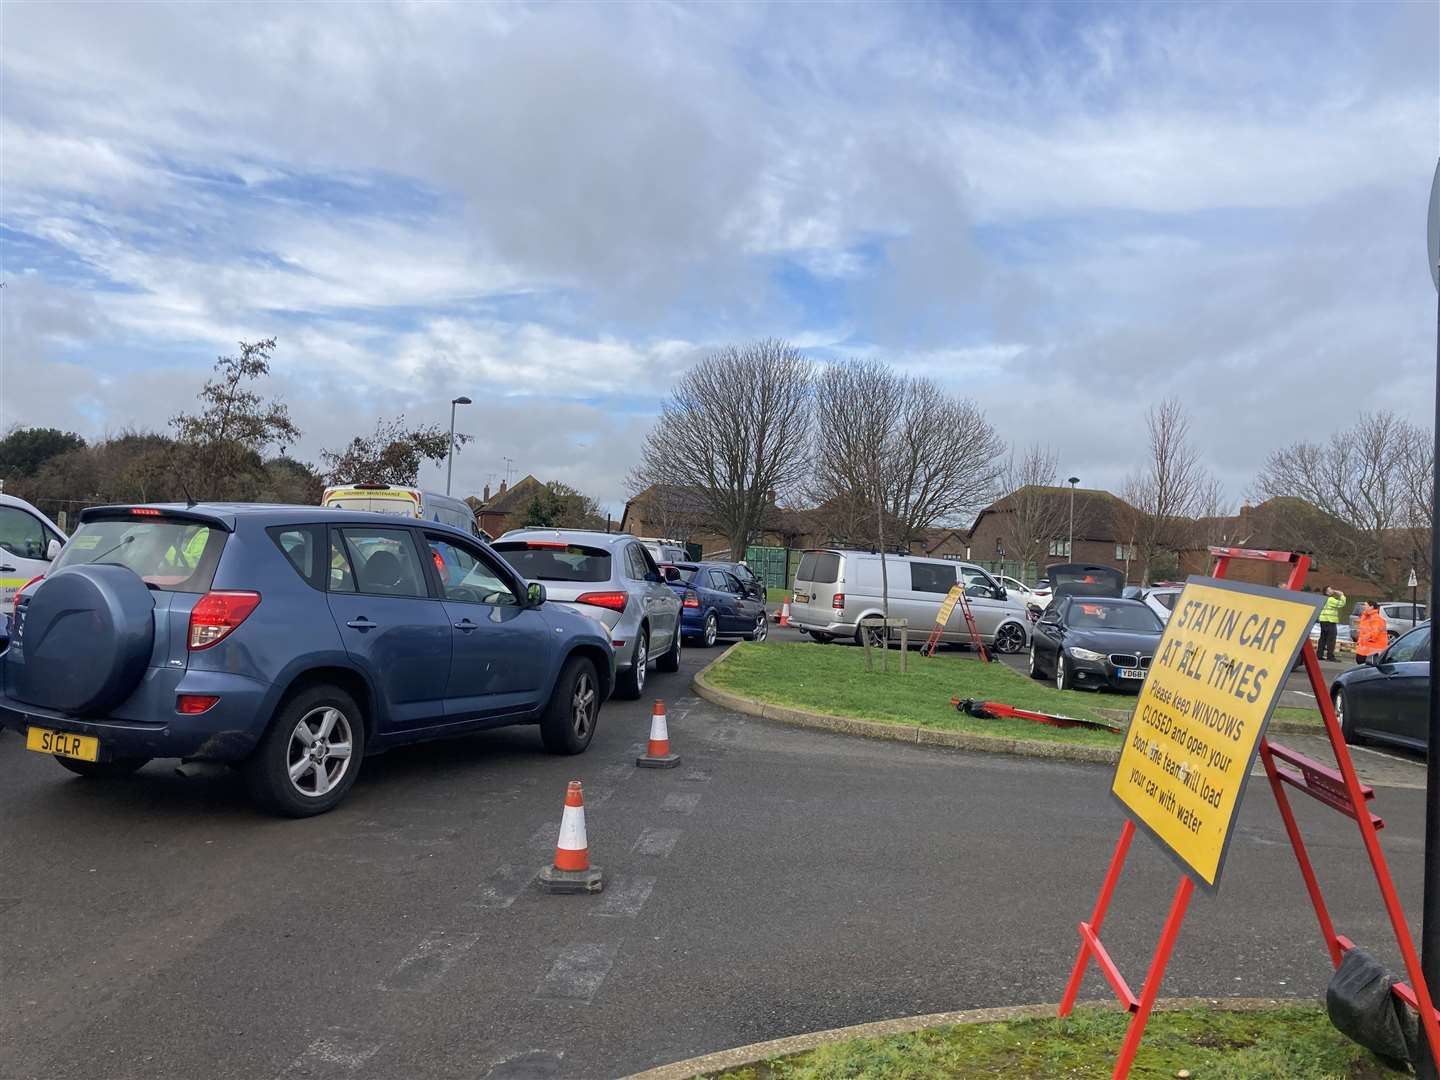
[705,1004,1388,1079]
[703,641,1124,747]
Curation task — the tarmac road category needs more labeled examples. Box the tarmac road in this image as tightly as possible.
[0,636,1431,1080]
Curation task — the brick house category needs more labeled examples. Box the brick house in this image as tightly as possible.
[467,475,546,539]
[967,485,1142,582]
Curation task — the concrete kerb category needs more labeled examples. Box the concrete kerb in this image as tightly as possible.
[692,644,1321,765]
[619,996,1307,1080]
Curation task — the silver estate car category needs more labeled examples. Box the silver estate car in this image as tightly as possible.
[494,529,683,698]
[788,548,1031,652]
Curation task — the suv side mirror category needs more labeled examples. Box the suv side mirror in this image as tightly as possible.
[526,581,546,608]
[46,538,63,560]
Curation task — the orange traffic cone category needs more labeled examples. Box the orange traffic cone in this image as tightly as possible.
[778,596,791,627]
[537,780,604,893]
[636,699,681,768]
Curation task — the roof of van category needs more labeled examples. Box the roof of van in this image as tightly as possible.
[804,547,983,567]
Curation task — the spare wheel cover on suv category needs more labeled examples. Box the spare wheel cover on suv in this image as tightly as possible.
[15,564,156,715]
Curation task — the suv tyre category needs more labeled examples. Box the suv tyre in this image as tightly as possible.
[245,684,365,818]
[540,656,600,754]
[616,630,649,699]
[657,627,682,673]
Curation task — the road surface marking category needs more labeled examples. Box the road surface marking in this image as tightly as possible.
[279,1032,381,1077]
[535,943,618,1002]
[473,864,533,909]
[632,827,681,857]
[661,793,700,815]
[482,1050,568,1078]
[591,876,655,918]
[379,931,481,991]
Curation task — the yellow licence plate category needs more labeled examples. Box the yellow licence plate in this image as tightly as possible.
[26,727,100,762]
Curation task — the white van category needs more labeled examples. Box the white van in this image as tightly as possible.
[789,548,1030,653]
[0,493,68,610]
[321,483,480,536]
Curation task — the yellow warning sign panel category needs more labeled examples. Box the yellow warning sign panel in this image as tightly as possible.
[1111,577,1323,891]
[934,584,964,630]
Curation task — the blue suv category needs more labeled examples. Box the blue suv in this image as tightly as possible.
[0,504,614,816]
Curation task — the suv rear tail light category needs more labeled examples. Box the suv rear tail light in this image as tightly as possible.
[188,591,261,650]
[13,574,43,616]
[574,591,628,613]
[682,593,700,609]
[177,694,220,714]
[832,593,845,608]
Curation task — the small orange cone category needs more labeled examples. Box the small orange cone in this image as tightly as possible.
[537,780,603,893]
[636,699,681,768]
[778,596,791,627]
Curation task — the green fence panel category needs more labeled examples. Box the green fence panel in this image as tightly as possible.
[745,545,791,589]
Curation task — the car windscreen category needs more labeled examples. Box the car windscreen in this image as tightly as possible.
[493,541,612,582]
[55,518,226,592]
[1066,601,1163,632]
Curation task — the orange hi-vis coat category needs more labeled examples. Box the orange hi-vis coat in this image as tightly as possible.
[1355,608,1389,657]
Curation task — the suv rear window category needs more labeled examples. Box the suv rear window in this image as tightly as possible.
[56,518,225,592]
[798,551,839,584]
[493,541,612,583]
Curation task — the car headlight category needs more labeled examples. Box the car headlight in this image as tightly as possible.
[1067,647,1107,662]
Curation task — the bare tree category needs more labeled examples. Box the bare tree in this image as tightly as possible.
[996,444,1066,573]
[1255,410,1432,590]
[814,361,1006,545]
[631,340,814,558]
[1121,398,1215,584]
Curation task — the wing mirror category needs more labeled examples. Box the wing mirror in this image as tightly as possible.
[661,565,682,583]
[526,581,547,608]
[46,538,63,560]
[1364,651,1380,667]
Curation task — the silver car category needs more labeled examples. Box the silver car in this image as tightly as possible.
[493,529,683,698]
[1350,600,1428,644]
[787,548,1031,653]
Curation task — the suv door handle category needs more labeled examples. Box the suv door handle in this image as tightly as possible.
[453,618,478,632]
[0,565,14,573]
[345,617,377,630]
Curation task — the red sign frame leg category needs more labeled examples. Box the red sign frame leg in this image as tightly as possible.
[1059,547,1440,1079]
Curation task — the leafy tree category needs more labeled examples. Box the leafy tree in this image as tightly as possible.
[321,415,471,486]
[0,427,86,483]
[170,338,301,499]
[521,482,604,529]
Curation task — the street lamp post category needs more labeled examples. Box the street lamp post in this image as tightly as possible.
[446,396,472,496]
[1420,157,1440,1080]
[1067,476,1080,559]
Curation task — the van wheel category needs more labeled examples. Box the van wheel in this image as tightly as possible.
[55,756,150,778]
[856,623,886,649]
[615,631,649,699]
[541,657,600,754]
[244,684,365,818]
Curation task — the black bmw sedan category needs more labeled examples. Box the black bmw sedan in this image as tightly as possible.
[1028,595,1165,693]
[1330,622,1429,753]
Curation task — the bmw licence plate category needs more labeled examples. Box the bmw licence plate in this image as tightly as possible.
[26,726,100,762]
[1119,668,1147,680]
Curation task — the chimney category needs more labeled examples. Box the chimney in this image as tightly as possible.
[483,484,491,502]
[499,480,508,496]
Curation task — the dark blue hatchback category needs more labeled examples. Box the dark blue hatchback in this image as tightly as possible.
[0,504,614,816]
[666,562,769,647]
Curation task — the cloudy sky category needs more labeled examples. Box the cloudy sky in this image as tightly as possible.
[2,1,1437,517]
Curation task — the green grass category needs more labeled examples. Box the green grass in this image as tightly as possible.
[1274,706,1325,729]
[705,1004,1390,1079]
[704,641,1125,747]
[766,587,790,605]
